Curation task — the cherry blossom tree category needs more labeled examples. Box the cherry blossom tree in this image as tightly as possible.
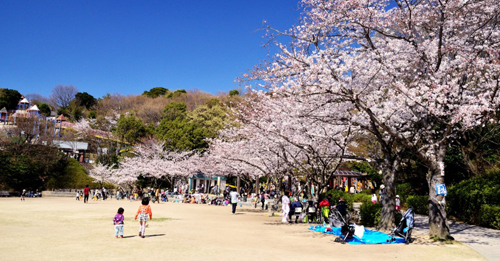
[113,139,195,187]
[243,0,499,238]
[88,163,114,184]
[207,92,356,199]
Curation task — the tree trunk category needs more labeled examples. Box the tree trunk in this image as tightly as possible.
[427,166,452,239]
[378,166,396,231]
[255,176,260,195]
[237,176,241,194]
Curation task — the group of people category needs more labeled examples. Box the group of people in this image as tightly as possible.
[280,193,349,224]
[181,193,208,204]
[77,186,109,202]
[280,192,305,223]
[20,189,41,200]
[110,187,242,239]
[371,184,401,211]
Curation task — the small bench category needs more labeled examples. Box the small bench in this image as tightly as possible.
[0,191,10,197]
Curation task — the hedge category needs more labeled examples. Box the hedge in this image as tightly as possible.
[359,202,403,227]
[396,182,414,205]
[359,202,381,227]
[46,158,112,190]
[447,171,500,226]
[406,195,429,215]
[480,205,500,229]
[323,190,354,210]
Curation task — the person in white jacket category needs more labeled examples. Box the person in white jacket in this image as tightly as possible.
[281,192,290,223]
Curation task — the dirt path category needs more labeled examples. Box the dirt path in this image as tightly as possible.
[0,198,485,261]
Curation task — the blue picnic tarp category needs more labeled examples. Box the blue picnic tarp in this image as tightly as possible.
[309,225,406,244]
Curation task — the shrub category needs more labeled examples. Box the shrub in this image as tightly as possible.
[360,188,374,195]
[396,182,414,205]
[359,202,403,227]
[406,195,429,215]
[323,190,374,210]
[479,205,500,229]
[323,190,353,210]
[394,210,403,225]
[352,193,372,204]
[360,202,381,227]
[46,158,108,189]
[447,171,500,224]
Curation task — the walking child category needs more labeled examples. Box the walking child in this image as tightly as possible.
[113,207,125,238]
[134,197,152,238]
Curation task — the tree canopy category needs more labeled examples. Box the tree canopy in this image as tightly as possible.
[114,114,147,144]
[75,92,96,109]
[0,88,22,110]
[142,87,169,98]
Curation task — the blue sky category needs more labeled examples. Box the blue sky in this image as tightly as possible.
[0,0,301,99]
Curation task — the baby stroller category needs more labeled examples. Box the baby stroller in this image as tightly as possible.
[330,210,357,244]
[305,201,317,223]
[329,207,348,228]
[293,205,303,223]
[389,207,414,244]
[270,198,280,213]
[329,199,349,226]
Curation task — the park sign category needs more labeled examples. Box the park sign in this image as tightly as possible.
[436,184,447,196]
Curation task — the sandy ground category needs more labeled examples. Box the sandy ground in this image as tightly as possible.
[0,197,485,261]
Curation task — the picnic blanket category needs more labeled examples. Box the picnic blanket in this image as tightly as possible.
[309,225,405,244]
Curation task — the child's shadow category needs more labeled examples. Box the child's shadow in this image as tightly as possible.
[121,234,165,239]
[145,234,165,238]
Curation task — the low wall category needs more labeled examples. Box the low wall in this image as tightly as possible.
[42,189,117,197]
[42,191,76,197]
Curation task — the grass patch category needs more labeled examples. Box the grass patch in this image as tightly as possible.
[148,217,174,222]
[430,236,454,244]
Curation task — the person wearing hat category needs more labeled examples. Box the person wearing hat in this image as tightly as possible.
[21,189,26,201]
[395,195,401,211]
[379,184,385,202]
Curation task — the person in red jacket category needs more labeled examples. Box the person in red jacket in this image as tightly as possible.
[83,185,90,203]
[319,195,332,222]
